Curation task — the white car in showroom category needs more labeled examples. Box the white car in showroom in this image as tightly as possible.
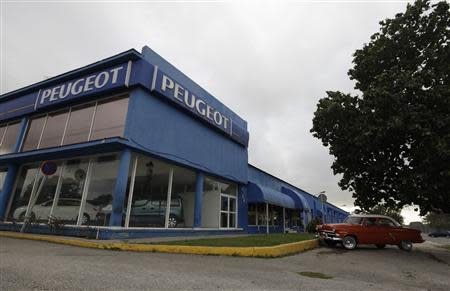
[13,198,98,224]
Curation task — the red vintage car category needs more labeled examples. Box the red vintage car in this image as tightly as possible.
[317,214,424,251]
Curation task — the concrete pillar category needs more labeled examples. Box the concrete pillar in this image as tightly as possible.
[109,149,132,227]
[193,171,204,228]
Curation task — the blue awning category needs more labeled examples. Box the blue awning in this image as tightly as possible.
[247,182,297,209]
[281,187,312,211]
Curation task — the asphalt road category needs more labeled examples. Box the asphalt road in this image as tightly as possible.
[1,237,449,290]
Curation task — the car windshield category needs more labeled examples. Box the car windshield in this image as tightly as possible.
[343,217,363,224]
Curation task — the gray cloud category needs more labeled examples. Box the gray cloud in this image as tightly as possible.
[2,0,420,222]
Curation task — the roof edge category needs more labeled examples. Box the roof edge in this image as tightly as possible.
[1,48,142,102]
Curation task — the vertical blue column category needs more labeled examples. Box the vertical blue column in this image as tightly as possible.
[193,171,204,228]
[0,164,18,220]
[0,117,28,220]
[13,118,28,153]
[109,148,131,227]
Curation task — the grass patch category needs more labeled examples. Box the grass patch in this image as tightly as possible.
[150,233,315,247]
[298,271,333,279]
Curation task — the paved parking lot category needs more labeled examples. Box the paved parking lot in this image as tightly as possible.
[1,236,449,290]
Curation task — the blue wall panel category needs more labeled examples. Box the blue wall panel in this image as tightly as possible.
[126,88,248,183]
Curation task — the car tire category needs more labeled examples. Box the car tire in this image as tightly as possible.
[398,240,413,252]
[168,215,178,228]
[375,244,386,249]
[342,236,357,250]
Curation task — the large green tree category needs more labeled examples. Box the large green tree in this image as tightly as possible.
[311,0,450,215]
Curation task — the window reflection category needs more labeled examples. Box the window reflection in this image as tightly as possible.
[0,122,20,155]
[52,159,89,224]
[0,168,7,192]
[22,116,46,152]
[126,157,171,228]
[27,163,62,223]
[82,155,119,226]
[39,110,69,149]
[171,166,196,228]
[90,97,128,141]
[8,165,39,222]
[63,104,95,145]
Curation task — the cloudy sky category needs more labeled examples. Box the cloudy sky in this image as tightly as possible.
[1,0,422,223]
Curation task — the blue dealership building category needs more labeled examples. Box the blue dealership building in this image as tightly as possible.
[0,46,348,239]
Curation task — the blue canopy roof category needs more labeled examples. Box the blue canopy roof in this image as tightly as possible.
[247,182,297,209]
[281,186,312,211]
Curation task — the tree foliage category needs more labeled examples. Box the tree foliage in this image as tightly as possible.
[311,0,450,215]
[366,205,404,225]
[423,212,450,229]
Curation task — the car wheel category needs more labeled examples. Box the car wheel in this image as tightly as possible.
[342,236,357,250]
[375,244,386,249]
[168,216,178,228]
[398,240,413,252]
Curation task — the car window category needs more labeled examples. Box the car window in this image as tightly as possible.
[365,218,377,226]
[133,200,148,207]
[151,200,160,206]
[377,218,396,227]
[344,217,362,224]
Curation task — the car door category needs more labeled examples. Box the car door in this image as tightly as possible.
[359,217,378,244]
[376,218,398,244]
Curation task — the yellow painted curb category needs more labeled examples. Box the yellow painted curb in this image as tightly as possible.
[0,231,318,258]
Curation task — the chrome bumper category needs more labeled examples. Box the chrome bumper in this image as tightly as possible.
[316,232,342,241]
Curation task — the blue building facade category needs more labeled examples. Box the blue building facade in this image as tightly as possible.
[0,46,347,239]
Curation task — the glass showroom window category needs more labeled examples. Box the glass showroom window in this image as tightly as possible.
[90,97,129,141]
[6,154,119,226]
[21,96,129,152]
[247,203,257,226]
[63,103,95,145]
[26,162,63,223]
[123,154,197,228]
[0,167,8,192]
[170,165,196,228]
[21,116,46,152]
[39,110,69,149]
[0,121,20,155]
[80,155,119,226]
[123,155,172,228]
[7,164,39,222]
[52,158,90,225]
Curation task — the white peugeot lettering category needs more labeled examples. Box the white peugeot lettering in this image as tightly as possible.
[195,99,206,115]
[71,79,85,95]
[84,75,96,92]
[157,73,230,131]
[95,72,109,88]
[38,66,124,106]
[161,75,174,92]
[174,83,185,103]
